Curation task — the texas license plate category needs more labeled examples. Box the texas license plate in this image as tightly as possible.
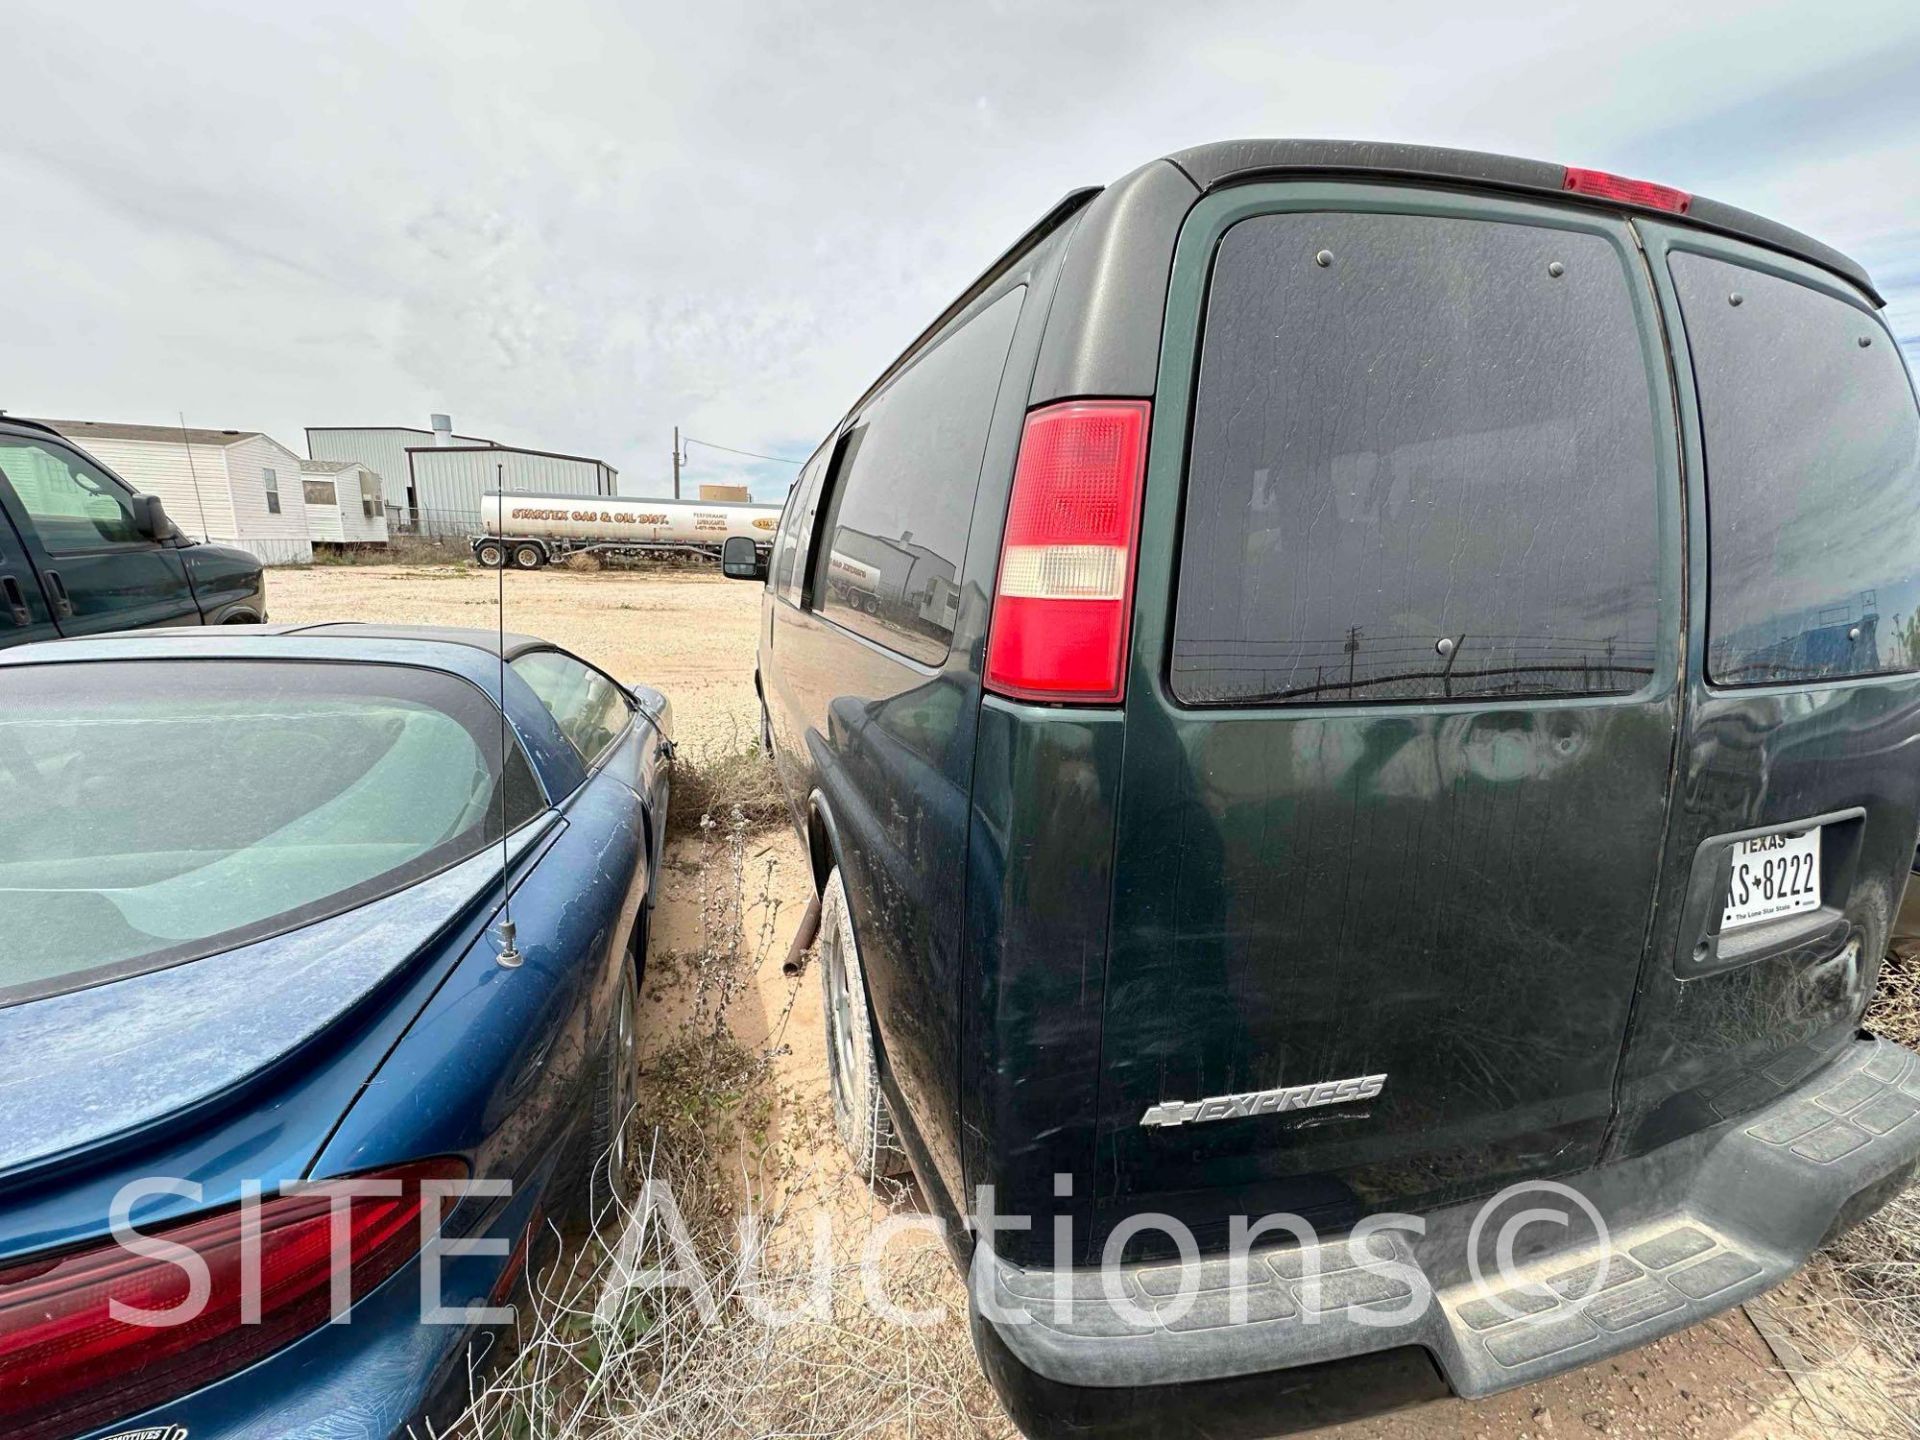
[1722,828,1822,931]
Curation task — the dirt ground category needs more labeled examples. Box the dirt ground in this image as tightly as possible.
[270,562,1907,1439]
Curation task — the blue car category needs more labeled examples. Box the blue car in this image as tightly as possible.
[0,623,671,1440]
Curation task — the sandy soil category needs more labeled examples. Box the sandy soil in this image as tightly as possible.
[266,561,1897,1439]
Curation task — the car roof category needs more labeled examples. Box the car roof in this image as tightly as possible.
[0,621,555,662]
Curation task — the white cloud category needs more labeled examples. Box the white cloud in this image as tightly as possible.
[1,0,1915,500]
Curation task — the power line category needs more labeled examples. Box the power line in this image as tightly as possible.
[682,436,803,466]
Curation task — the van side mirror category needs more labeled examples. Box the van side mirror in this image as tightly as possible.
[721,535,768,581]
[130,494,173,541]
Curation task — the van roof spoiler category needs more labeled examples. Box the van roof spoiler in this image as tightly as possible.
[1165,139,1882,307]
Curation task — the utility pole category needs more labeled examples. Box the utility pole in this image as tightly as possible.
[671,425,683,499]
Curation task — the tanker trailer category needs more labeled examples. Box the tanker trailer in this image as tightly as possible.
[472,491,781,568]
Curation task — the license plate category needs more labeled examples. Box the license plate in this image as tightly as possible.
[1722,828,1822,931]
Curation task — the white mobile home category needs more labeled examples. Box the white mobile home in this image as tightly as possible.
[38,419,313,565]
[299,460,388,547]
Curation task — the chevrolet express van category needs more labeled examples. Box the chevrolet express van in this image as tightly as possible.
[0,416,265,646]
[727,141,1920,1435]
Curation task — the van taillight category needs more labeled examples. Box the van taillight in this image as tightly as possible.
[984,399,1151,704]
[0,1159,466,1440]
[1562,166,1692,214]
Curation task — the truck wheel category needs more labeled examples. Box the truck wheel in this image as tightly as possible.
[474,541,507,568]
[819,869,910,1180]
[512,543,544,570]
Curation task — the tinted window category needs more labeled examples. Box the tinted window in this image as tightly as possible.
[771,452,825,601]
[512,650,632,763]
[0,660,543,1002]
[0,437,143,552]
[1671,253,1920,685]
[816,287,1023,663]
[1172,211,1662,705]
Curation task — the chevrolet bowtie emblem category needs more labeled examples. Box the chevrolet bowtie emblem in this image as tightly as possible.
[1140,1073,1386,1128]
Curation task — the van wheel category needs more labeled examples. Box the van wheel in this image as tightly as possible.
[819,869,909,1179]
[512,543,545,570]
[474,541,507,568]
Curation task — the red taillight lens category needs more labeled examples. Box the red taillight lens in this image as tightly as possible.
[984,399,1151,704]
[1562,166,1691,214]
[0,1159,466,1440]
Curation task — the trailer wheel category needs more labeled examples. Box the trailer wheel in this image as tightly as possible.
[474,540,507,569]
[512,543,545,570]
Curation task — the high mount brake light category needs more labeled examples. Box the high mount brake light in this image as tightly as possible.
[1562,166,1692,214]
[0,1158,467,1440]
[984,399,1152,705]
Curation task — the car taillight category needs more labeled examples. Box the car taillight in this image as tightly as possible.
[0,1158,466,1440]
[984,399,1151,704]
[1562,166,1691,214]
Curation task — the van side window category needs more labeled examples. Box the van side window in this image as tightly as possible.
[1171,211,1662,706]
[814,287,1024,664]
[771,454,823,600]
[1671,254,1920,685]
[0,438,144,552]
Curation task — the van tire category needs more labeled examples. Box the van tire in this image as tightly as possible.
[819,868,909,1179]
[474,540,507,568]
[512,543,545,570]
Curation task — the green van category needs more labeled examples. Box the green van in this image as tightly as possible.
[0,416,265,646]
[728,141,1920,1435]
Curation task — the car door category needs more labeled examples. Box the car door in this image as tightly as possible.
[1096,184,1686,1244]
[0,432,199,635]
[1607,225,1920,1154]
[0,502,57,648]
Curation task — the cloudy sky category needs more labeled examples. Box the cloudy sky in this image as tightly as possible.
[3,0,1915,500]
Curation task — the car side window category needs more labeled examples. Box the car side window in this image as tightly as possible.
[511,650,634,765]
[812,286,1024,663]
[0,438,145,553]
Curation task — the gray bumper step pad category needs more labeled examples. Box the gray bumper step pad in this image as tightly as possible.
[970,1036,1920,1397]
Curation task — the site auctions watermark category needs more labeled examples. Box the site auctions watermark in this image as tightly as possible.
[103,1171,1622,1334]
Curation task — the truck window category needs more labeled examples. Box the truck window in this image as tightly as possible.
[0,438,144,553]
[1671,253,1920,685]
[815,287,1024,664]
[1170,210,1662,706]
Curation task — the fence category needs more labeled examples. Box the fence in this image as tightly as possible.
[386,504,481,540]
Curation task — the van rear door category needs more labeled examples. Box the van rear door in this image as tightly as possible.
[1609,226,1920,1155]
[1095,183,1685,1249]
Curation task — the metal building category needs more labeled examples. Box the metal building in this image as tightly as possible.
[304,414,616,537]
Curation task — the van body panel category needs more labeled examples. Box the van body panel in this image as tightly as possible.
[1093,182,1689,1248]
[1028,159,1198,407]
[962,698,1125,1263]
[762,226,1076,1207]
[1609,222,1920,1155]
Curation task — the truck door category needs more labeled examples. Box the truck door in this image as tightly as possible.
[0,502,56,648]
[1609,225,1920,1155]
[0,432,199,636]
[1096,185,1685,1245]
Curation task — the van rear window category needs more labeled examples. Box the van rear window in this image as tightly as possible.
[1171,211,1662,706]
[1671,253,1920,686]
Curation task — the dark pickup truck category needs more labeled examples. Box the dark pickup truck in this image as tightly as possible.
[0,416,265,645]
[728,140,1920,1436]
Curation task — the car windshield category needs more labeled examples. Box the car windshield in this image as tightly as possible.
[0,659,543,1003]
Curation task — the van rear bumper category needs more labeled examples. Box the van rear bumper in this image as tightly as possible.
[970,1036,1920,1405]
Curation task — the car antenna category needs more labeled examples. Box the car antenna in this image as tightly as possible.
[494,459,523,968]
